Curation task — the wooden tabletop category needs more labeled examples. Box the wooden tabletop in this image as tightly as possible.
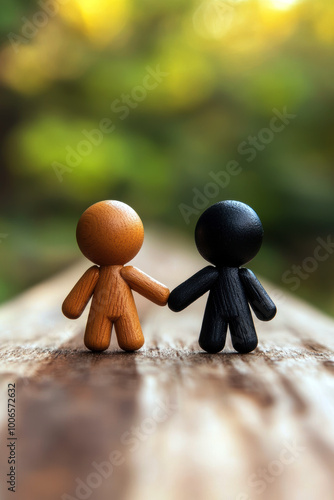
[1,232,334,500]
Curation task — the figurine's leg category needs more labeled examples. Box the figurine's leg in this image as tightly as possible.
[114,303,144,352]
[199,298,228,353]
[229,309,258,354]
[84,308,113,352]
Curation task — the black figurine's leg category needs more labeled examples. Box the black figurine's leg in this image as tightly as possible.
[199,299,228,353]
[229,309,258,354]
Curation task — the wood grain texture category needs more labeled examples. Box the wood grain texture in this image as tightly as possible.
[62,265,100,319]
[84,264,145,352]
[64,201,169,353]
[76,200,144,266]
[176,201,276,355]
[1,231,334,500]
[168,265,219,311]
[121,266,170,306]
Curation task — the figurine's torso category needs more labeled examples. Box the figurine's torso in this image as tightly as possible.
[91,265,135,319]
[209,267,249,319]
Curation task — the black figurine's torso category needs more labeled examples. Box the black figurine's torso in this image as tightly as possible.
[199,266,259,354]
[209,267,245,320]
[167,258,276,355]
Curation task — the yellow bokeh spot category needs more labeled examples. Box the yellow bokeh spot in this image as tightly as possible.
[314,5,334,44]
[1,45,46,94]
[1,24,89,94]
[61,0,130,46]
[258,0,299,43]
[266,0,300,10]
[157,49,215,111]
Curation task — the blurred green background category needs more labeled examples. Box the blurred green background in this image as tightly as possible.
[0,0,333,313]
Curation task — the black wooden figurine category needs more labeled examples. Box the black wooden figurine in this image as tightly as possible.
[168,201,277,354]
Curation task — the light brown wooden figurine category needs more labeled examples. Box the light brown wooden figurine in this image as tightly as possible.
[62,201,170,352]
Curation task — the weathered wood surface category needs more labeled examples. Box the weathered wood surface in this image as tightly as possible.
[1,232,334,500]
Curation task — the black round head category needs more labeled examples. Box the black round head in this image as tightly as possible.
[195,200,263,267]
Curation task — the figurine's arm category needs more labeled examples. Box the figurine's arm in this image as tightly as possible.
[62,266,100,319]
[239,268,277,321]
[168,266,219,312]
[121,266,170,306]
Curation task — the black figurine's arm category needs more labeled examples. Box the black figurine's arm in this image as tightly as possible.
[168,266,219,312]
[239,268,277,321]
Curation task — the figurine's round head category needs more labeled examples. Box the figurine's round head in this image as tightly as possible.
[76,200,144,266]
[195,200,263,267]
